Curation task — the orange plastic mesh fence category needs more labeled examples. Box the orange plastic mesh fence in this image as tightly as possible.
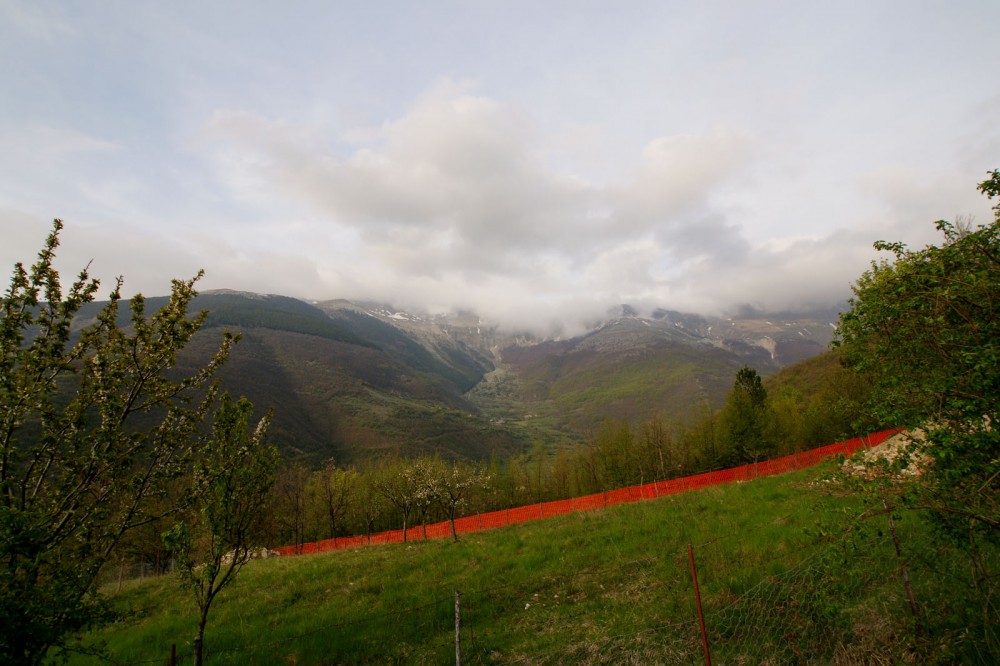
[273,428,902,557]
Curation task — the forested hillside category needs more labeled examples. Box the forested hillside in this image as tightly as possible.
[133,293,839,463]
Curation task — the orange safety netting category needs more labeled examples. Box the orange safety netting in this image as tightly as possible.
[274,428,902,557]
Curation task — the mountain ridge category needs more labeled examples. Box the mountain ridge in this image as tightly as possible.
[105,290,843,462]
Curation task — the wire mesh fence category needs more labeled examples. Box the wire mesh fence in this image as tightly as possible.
[79,428,934,665]
[128,534,906,664]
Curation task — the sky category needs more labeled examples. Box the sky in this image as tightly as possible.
[2,1,998,334]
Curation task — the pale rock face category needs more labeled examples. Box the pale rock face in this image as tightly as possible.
[315,298,839,370]
[220,547,281,565]
[841,430,931,480]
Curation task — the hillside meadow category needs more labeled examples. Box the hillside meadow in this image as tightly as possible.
[56,458,989,665]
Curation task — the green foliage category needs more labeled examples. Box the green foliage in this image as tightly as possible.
[164,394,279,666]
[836,170,1000,536]
[258,349,884,547]
[836,169,1000,658]
[591,419,639,488]
[200,294,371,348]
[307,459,358,541]
[415,457,491,541]
[718,365,773,464]
[761,351,879,449]
[0,221,236,664]
[500,337,741,437]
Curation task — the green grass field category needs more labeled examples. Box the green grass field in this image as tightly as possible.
[59,461,990,664]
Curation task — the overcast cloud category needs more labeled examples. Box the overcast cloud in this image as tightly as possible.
[1,1,997,332]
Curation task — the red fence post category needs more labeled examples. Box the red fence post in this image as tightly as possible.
[688,544,712,666]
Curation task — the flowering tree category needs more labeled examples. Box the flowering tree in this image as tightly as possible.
[0,221,237,664]
[163,394,279,666]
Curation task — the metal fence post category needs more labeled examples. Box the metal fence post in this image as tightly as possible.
[688,544,712,666]
[455,591,462,666]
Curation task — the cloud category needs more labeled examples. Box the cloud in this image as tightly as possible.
[198,83,791,329]
[207,84,597,264]
[8,68,992,336]
[0,2,77,43]
[614,128,754,226]
[860,166,995,241]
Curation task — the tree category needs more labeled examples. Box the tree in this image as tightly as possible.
[310,459,356,541]
[405,458,438,540]
[354,470,386,544]
[425,459,490,542]
[682,400,722,472]
[593,419,638,488]
[641,415,685,480]
[718,366,772,465]
[373,457,419,542]
[163,394,279,666]
[836,170,999,534]
[274,462,310,553]
[0,221,237,664]
[836,169,1000,655]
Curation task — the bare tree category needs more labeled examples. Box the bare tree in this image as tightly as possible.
[313,459,356,540]
[354,472,386,544]
[275,462,310,553]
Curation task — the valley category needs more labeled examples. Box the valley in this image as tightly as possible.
[164,291,842,463]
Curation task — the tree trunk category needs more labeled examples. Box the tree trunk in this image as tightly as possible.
[194,601,211,666]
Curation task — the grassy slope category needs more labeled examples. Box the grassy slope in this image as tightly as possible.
[502,339,740,437]
[62,461,960,665]
[763,349,843,397]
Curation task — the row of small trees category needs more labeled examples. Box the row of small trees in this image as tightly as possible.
[259,360,875,551]
[271,456,490,550]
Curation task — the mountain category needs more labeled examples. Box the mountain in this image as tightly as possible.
[69,291,841,463]
[476,307,839,435]
[166,293,519,463]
